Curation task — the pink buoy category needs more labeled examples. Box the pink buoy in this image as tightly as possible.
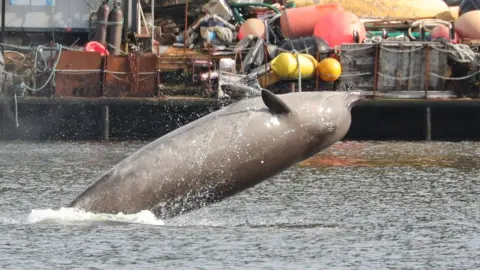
[455,10,480,40]
[313,10,366,47]
[238,18,266,40]
[430,25,459,43]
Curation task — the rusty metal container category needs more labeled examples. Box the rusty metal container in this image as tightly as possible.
[107,0,124,56]
[94,0,111,44]
[54,51,103,97]
[104,53,157,97]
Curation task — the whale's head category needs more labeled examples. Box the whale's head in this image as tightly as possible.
[311,90,363,142]
[261,90,364,155]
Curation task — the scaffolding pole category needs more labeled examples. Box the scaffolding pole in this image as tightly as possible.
[151,0,155,52]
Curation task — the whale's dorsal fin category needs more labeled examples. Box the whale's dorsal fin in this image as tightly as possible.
[261,89,291,115]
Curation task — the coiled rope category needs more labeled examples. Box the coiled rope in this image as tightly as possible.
[21,43,63,92]
[8,44,63,128]
[431,41,480,64]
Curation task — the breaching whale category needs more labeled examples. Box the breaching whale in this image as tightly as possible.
[68,90,363,219]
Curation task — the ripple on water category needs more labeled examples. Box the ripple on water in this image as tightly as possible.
[1,141,480,269]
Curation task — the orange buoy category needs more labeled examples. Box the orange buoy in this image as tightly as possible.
[454,10,480,39]
[317,57,342,82]
[279,3,344,38]
[313,10,366,47]
[238,18,266,40]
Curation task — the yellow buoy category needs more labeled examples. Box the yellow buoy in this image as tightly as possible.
[270,52,317,80]
[317,57,342,82]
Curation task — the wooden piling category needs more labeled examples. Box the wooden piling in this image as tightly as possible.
[101,105,110,141]
[424,106,431,141]
[424,44,430,99]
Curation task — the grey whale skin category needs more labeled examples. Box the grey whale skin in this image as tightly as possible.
[69,90,363,219]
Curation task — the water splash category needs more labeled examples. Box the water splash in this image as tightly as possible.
[0,208,338,231]
[25,208,165,225]
[0,215,21,225]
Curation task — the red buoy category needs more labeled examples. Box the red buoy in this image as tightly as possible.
[85,41,109,56]
[313,10,366,47]
[279,3,344,38]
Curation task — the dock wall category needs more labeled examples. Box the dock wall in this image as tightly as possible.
[1,97,480,141]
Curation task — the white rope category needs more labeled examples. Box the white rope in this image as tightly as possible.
[337,70,480,81]
[339,72,372,77]
[33,46,48,73]
[14,92,19,127]
[380,45,424,53]
[0,43,31,51]
[3,50,27,61]
[335,45,375,52]
[139,73,155,82]
[22,44,63,92]
[430,43,479,63]
[429,70,480,80]
[1,70,29,78]
[104,71,157,75]
[108,73,126,81]
[275,44,316,54]
[56,69,103,73]
[55,69,157,75]
[364,35,410,43]
[291,50,301,92]
[363,36,383,44]
[378,72,420,81]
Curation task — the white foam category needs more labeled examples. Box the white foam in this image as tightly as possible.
[25,207,164,226]
[0,216,22,225]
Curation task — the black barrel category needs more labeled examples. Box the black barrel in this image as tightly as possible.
[444,0,462,6]
[459,0,480,15]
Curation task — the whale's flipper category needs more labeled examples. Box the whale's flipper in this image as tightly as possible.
[261,90,291,115]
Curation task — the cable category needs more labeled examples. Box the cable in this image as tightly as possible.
[33,46,48,73]
[21,44,63,92]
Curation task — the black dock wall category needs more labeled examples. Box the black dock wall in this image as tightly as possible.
[2,99,480,141]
